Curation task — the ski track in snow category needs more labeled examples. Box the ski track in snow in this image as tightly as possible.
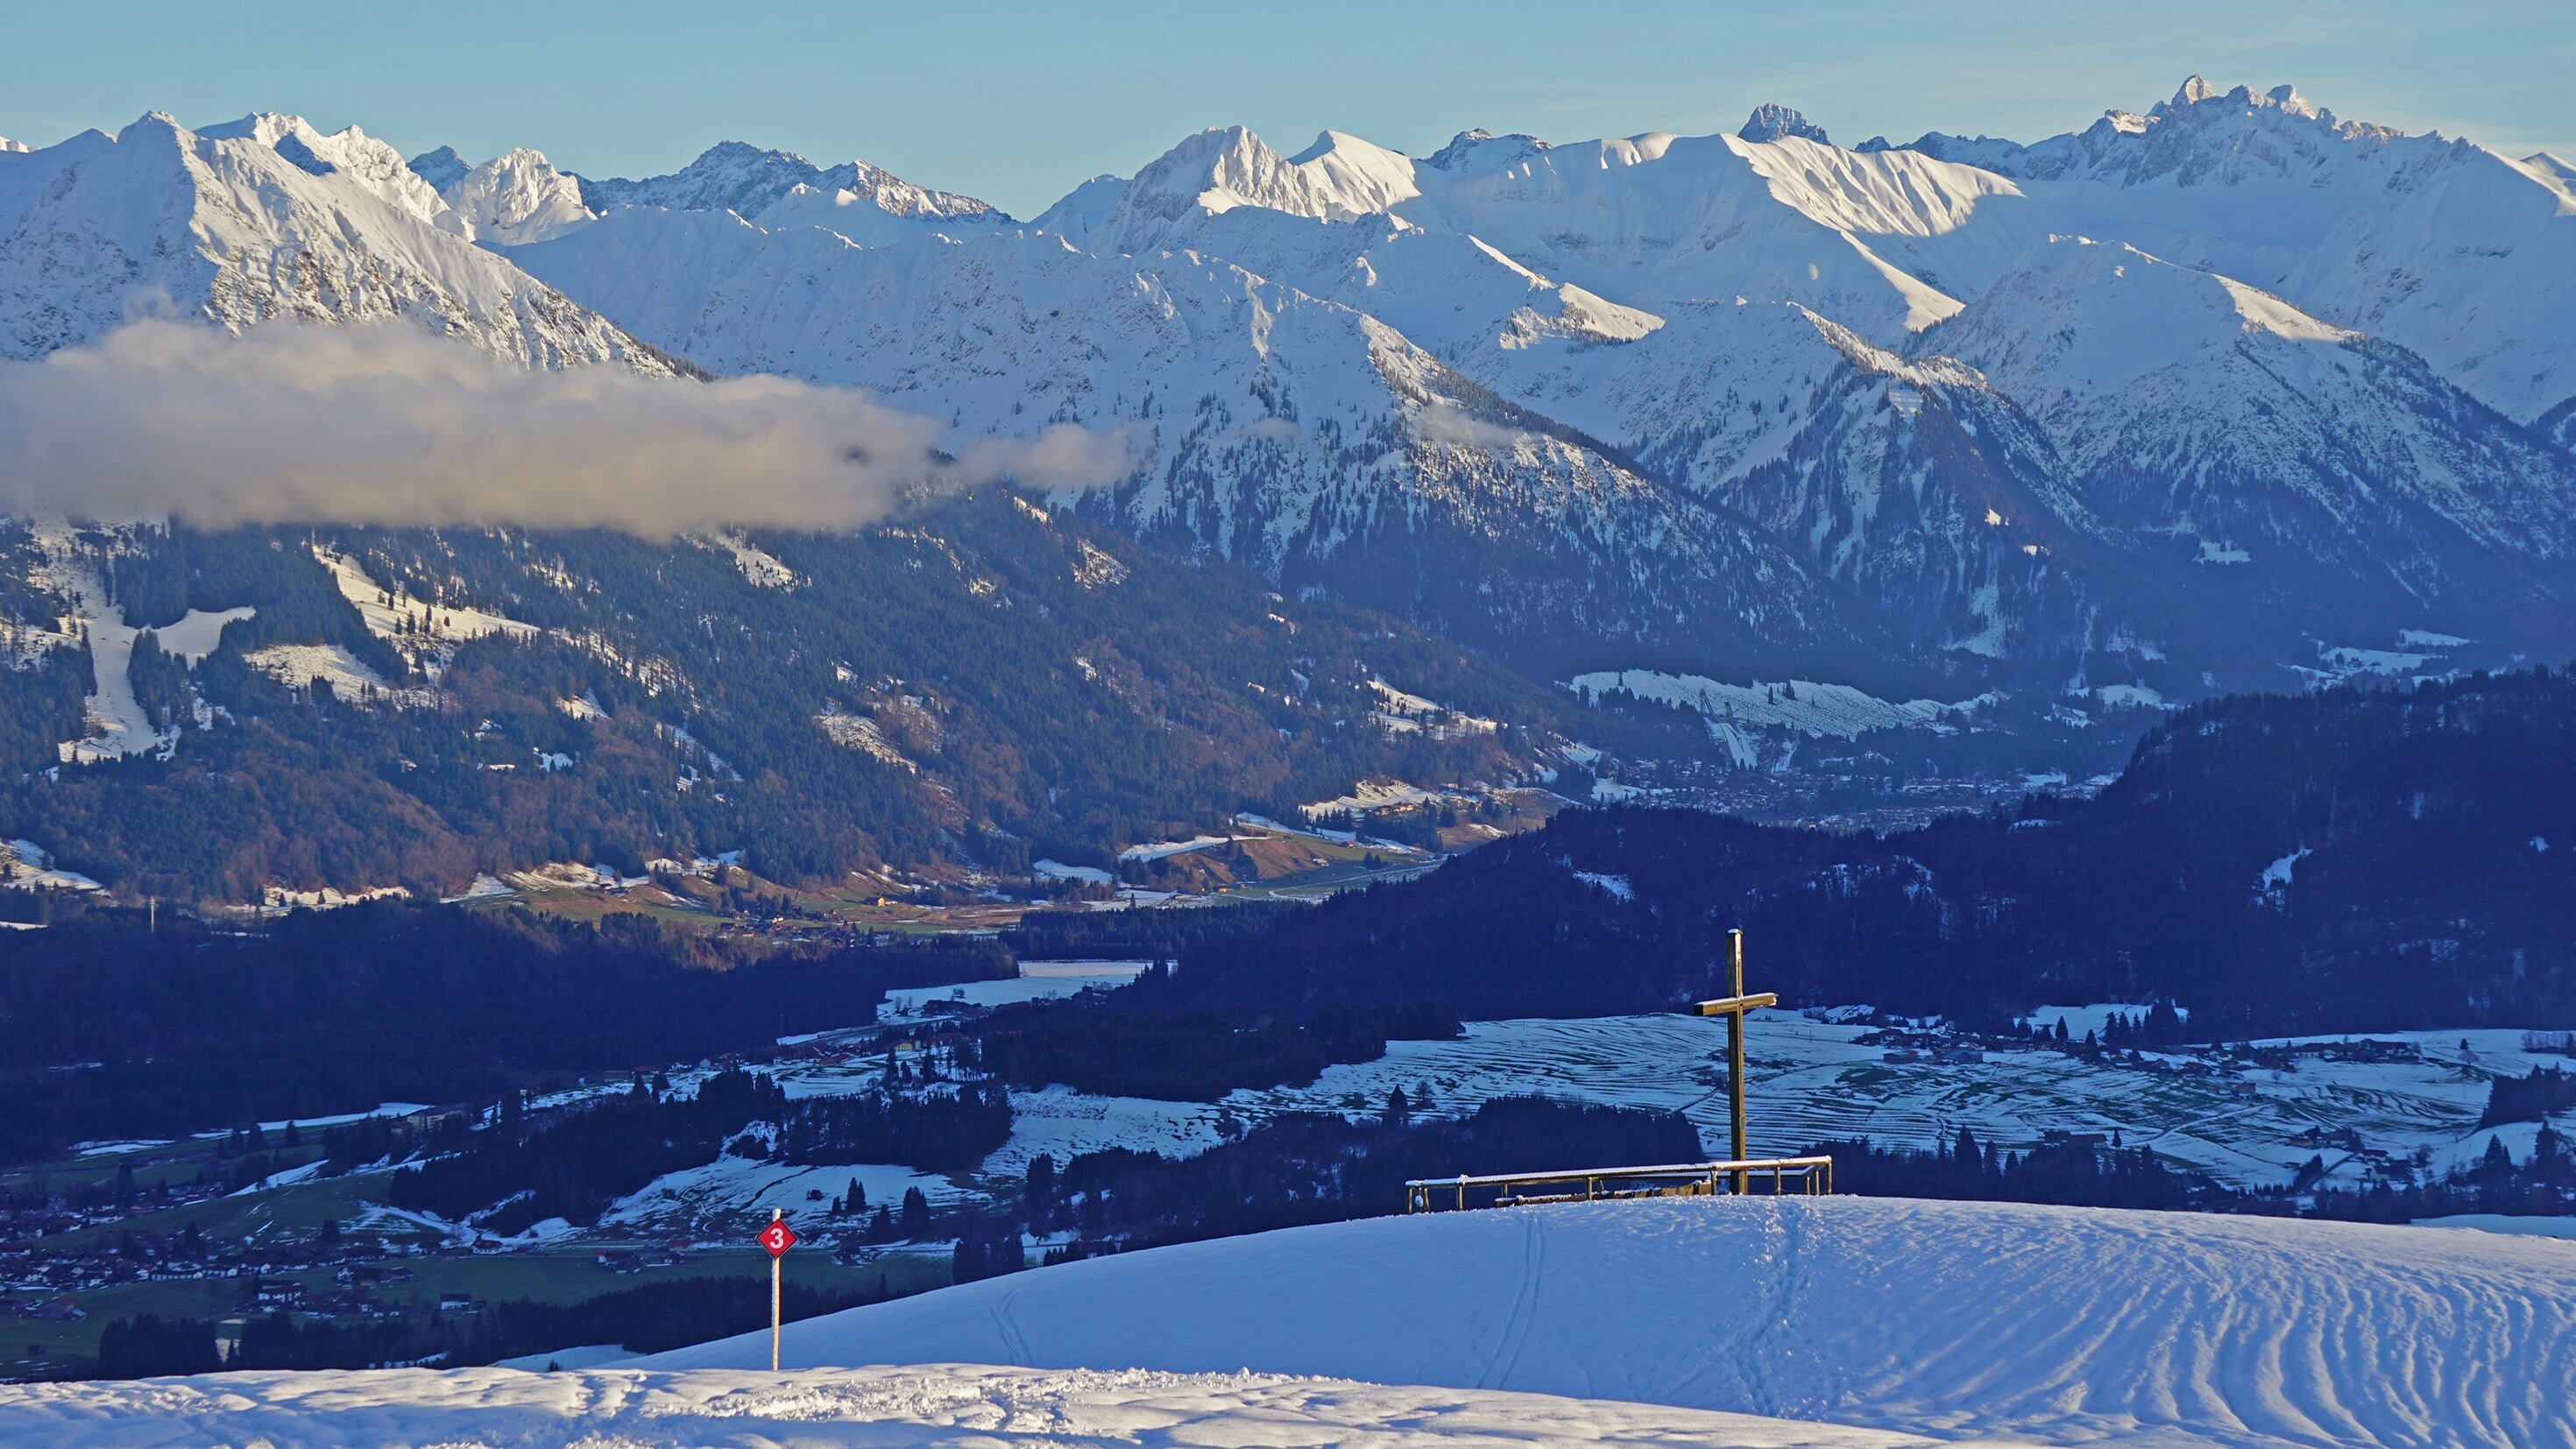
[634,1198,2576,1449]
[23,530,235,765]
[0,1364,1939,1447]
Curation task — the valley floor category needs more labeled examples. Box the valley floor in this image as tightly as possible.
[724,1008,2565,1211]
[335,1002,2561,1243]
[16,985,2565,1384]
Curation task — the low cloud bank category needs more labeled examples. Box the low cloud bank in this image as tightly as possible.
[0,321,1134,533]
[1412,401,1532,453]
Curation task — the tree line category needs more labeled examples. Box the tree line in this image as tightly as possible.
[0,901,1005,1162]
[1151,667,2576,1036]
[974,991,1460,1101]
[774,1084,1013,1175]
[388,1069,786,1233]
[94,1274,897,1380]
[1808,1130,2220,1211]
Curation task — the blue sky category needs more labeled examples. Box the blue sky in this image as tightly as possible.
[4,1,2569,218]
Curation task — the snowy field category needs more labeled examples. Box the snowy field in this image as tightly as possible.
[1567,669,1985,740]
[598,964,1149,1230]
[881,960,1150,1019]
[315,544,536,670]
[597,1007,2571,1230]
[983,1011,2571,1194]
[0,1364,1934,1448]
[600,1153,966,1230]
[1565,669,1987,765]
[639,1197,2576,1448]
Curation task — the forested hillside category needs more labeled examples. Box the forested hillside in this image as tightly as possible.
[1150,667,2576,1035]
[1,494,1632,902]
[0,901,1004,1160]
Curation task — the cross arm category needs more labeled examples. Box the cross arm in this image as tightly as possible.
[1690,992,1777,1017]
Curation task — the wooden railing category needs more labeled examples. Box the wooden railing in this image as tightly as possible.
[1403,1156,1834,1212]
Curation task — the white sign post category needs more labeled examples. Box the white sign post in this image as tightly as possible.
[756,1209,797,1371]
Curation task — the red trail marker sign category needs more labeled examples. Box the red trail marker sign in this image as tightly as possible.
[759,1210,796,1369]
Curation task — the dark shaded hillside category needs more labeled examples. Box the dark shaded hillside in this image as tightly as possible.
[0,495,1649,901]
[0,902,1005,1161]
[1149,668,2576,1036]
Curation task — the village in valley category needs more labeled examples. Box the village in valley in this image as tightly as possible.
[10,931,2569,1382]
[8,10,2576,1440]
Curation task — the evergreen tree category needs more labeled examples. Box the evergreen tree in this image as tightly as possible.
[1023,1155,1055,1226]
[2480,1135,2515,1177]
[951,1215,1026,1285]
[96,1315,219,1379]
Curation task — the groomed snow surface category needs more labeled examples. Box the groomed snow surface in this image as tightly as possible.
[648,1196,2575,1448]
[17,1197,2569,1446]
[0,1364,1931,1448]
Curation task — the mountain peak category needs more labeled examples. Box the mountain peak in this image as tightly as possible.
[1739,103,1829,145]
[578,141,1004,230]
[1427,127,1495,166]
[2160,78,2319,122]
[268,131,336,176]
[407,145,469,190]
[1425,128,1551,171]
[0,109,666,371]
[2523,152,2576,190]
[750,171,1008,244]
[2264,83,2318,118]
[1031,173,1128,244]
[1102,124,1419,248]
[444,146,594,246]
[194,111,460,233]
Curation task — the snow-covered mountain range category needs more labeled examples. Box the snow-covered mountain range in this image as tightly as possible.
[0,113,669,371]
[6,78,2575,710]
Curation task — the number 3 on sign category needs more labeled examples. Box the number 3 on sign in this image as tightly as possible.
[759,1220,797,1257]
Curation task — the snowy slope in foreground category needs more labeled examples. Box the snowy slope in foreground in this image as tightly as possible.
[647,1197,2576,1448]
[0,1365,1935,1449]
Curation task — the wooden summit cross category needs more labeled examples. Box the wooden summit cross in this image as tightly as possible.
[1691,929,1775,1194]
[1400,926,1831,1211]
